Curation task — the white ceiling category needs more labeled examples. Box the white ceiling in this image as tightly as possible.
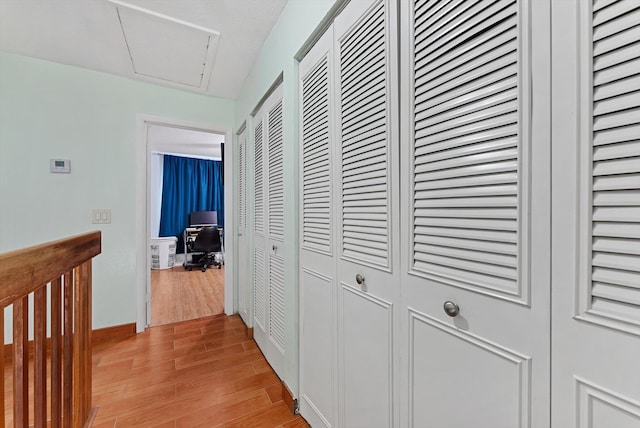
[0,0,288,99]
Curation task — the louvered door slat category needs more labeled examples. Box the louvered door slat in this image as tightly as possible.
[304,147,329,167]
[254,248,266,328]
[268,100,284,241]
[416,226,518,242]
[344,149,386,171]
[594,0,619,11]
[415,216,517,231]
[238,131,246,233]
[343,190,387,201]
[342,80,385,112]
[592,283,640,305]
[594,237,640,254]
[415,148,518,176]
[419,47,518,104]
[415,158,518,183]
[589,0,640,324]
[255,121,264,234]
[594,92,640,115]
[417,137,518,168]
[412,0,521,296]
[341,35,384,83]
[594,8,640,41]
[269,254,286,351]
[594,222,640,237]
[303,120,328,144]
[593,22,639,56]
[342,85,386,125]
[414,0,453,27]
[593,0,639,24]
[415,126,517,158]
[302,55,332,254]
[416,14,516,85]
[595,41,639,72]
[417,87,518,132]
[593,174,640,191]
[341,5,384,56]
[415,185,517,200]
[595,57,640,86]
[416,234,517,256]
[416,1,516,68]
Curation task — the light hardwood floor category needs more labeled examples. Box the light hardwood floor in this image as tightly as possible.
[2,314,309,426]
[151,264,224,326]
[91,314,309,427]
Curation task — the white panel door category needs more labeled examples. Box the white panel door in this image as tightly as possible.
[237,127,249,324]
[299,27,337,428]
[552,1,640,426]
[334,1,400,427]
[253,83,286,379]
[400,1,551,426]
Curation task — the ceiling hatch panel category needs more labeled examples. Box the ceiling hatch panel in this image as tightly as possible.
[113,1,219,89]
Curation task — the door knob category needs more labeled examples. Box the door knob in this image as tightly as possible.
[355,274,365,285]
[443,301,460,317]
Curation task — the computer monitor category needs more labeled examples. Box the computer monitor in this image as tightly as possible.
[190,210,217,227]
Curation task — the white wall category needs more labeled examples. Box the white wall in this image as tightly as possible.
[150,153,164,239]
[0,52,235,334]
[233,0,341,398]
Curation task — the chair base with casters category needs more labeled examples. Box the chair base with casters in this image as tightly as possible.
[184,252,222,272]
[183,226,223,272]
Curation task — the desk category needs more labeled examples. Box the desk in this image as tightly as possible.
[183,227,224,264]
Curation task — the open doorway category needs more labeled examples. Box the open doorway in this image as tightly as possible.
[147,124,226,326]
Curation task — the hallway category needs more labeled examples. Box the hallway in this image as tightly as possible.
[91,314,308,427]
[150,266,225,326]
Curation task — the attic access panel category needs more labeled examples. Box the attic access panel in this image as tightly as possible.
[112,0,219,89]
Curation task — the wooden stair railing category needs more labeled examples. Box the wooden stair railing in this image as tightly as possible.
[0,232,101,428]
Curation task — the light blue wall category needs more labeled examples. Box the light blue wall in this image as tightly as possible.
[0,52,235,330]
[234,0,340,396]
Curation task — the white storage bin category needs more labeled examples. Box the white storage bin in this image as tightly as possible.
[150,237,177,269]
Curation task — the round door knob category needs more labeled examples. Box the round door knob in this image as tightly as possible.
[443,301,460,317]
[355,274,365,285]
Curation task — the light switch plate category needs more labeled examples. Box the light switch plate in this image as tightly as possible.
[92,209,111,224]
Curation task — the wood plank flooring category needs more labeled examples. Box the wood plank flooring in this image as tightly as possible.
[92,314,309,427]
[151,265,224,326]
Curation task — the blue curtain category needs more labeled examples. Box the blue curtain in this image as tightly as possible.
[159,155,224,239]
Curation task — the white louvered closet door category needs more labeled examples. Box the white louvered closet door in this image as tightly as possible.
[552,1,640,426]
[252,83,286,379]
[299,28,338,428]
[399,0,551,426]
[334,0,400,427]
[237,127,249,324]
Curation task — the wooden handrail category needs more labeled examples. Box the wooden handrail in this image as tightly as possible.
[0,231,101,428]
[0,232,101,308]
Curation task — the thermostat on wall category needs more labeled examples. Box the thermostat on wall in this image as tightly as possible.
[50,159,71,173]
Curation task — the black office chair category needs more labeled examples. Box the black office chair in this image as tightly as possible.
[185,226,222,272]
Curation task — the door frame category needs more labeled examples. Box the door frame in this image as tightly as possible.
[135,114,235,332]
